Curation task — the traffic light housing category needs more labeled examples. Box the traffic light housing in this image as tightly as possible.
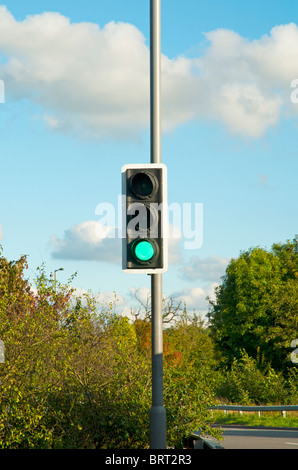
[122,163,168,274]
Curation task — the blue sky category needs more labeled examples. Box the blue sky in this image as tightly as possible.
[0,1,298,317]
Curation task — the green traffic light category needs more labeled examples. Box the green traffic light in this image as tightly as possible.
[133,240,155,262]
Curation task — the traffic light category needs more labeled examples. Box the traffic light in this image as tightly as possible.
[122,163,168,274]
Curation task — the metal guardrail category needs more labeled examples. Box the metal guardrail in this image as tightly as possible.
[190,432,224,449]
[208,404,298,418]
[186,405,298,449]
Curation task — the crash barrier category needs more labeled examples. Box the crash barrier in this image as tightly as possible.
[184,405,298,449]
[208,404,298,418]
[184,431,224,450]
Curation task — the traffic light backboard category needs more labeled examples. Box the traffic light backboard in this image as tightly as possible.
[122,163,168,274]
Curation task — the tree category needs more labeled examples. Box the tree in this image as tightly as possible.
[207,236,298,371]
[0,247,220,448]
[0,251,71,447]
[162,312,219,447]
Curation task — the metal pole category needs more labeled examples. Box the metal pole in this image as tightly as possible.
[150,0,161,165]
[54,267,64,293]
[149,0,166,449]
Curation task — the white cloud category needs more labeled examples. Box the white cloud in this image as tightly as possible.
[212,83,281,138]
[246,23,298,85]
[71,286,125,307]
[175,286,206,308]
[180,255,230,282]
[173,283,217,315]
[51,220,121,263]
[167,224,183,264]
[43,113,59,129]
[128,286,151,307]
[44,277,217,319]
[72,286,154,320]
[0,225,3,240]
[50,219,183,265]
[0,7,150,140]
[0,7,298,139]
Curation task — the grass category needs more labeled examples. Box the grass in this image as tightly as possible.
[212,411,298,428]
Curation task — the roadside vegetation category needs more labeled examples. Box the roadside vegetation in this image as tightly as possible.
[213,411,298,428]
[0,235,297,448]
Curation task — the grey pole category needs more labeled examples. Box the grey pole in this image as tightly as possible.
[150,0,161,164]
[54,267,64,292]
[149,0,166,449]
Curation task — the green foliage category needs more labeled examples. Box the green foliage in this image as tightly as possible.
[1,235,297,449]
[207,236,298,370]
[214,351,290,405]
[214,411,298,428]
[163,313,219,447]
[0,249,219,448]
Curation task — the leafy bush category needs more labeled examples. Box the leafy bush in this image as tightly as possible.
[0,250,218,448]
[214,351,294,405]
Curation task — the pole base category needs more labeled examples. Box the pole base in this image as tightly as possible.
[149,405,166,449]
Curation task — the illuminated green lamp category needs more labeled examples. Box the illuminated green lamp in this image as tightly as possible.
[132,239,155,262]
